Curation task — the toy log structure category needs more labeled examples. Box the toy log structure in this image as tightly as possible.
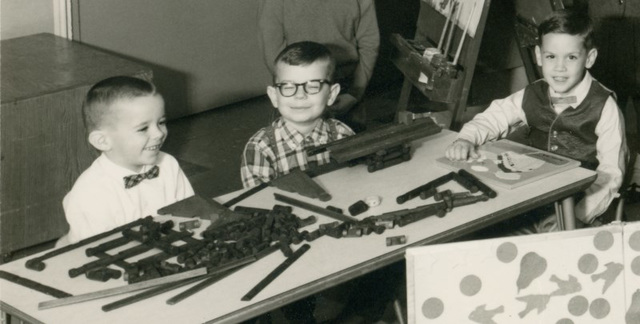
[306,111,442,173]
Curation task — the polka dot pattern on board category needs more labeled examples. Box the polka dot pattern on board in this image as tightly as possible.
[629,230,640,251]
[460,275,482,296]
[631,256,640,276]
[593,230,614,251]
[578,253,599,274]
[589,298,611,319]
[568,295,589,316]
[496,242,518,263]
[422,297,444,319]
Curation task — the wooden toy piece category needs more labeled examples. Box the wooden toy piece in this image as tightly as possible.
[458,169,497,198]
[397,172,455,204]
[395,202,448,227]
[274,193,358,223]
[270,168,332,201]
[179,219,202,231]
[326,205,344,214]
[348,200,369,216]
[452,172,479,193]
[157,194,225,222]
[25,216,152,272]
[85,267,122,282]
[386,235,407,246]
[241,244,311,301]
[451,194,490,208]
[0,270,72,299]
[307,117,441,164]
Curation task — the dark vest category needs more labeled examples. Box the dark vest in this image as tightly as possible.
[522,80,612,170]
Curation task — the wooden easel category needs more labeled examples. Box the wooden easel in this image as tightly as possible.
[390,0,492,131]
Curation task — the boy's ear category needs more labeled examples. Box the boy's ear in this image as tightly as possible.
[266,85,279,108]
[534,45,542,67]
[327,83,341,106]
[585,48,598,69]
[88,130,111,152]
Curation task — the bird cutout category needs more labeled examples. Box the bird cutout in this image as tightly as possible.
[516,252,547,292]
[516,294,551,318]
[468,304,504,324]
[591,262,624,294]
[549,274,582,296]
[627,289,640,324]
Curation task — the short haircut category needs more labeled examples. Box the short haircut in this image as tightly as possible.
[538,9,594,50]
[273,41,337,83]
[82,76,157,133]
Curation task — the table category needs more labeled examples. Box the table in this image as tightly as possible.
[0,33,153,258]
[0,130,596,324]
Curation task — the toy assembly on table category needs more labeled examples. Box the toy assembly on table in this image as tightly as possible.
[1,117,580,319]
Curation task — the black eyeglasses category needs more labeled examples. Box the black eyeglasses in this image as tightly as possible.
[273,79,331,97]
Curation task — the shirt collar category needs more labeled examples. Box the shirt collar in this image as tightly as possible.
[276,118,331,149]
[97,153,156,179]
[548,72,593,109]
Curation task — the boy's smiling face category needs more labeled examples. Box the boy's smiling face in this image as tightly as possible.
[267,60,340,132]
[101,94,167,172]
[535,32,597,95]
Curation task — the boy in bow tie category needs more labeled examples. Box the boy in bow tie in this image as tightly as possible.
[445,9,627,230]
[58,76,194,245]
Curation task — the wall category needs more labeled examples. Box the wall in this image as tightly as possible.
[1,0,54,40]
[72,0,272,119]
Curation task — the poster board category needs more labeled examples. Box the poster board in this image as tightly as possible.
[436,139,581,189]
[405,221,640,323]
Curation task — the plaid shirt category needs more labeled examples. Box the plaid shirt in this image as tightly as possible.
[241,118,354,188]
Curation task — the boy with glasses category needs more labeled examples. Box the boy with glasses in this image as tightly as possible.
[241,41,355,188]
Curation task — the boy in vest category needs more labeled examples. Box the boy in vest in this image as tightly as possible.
[445,9,627,231]
[241,41,355,188]
[59,76,194,246]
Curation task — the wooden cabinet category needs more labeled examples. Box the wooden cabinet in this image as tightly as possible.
[0,33,153,258]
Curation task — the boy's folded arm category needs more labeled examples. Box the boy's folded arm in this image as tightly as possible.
[577,97,628,223]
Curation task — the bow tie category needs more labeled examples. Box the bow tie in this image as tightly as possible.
[550,96,577,105]
[123,165,160,189]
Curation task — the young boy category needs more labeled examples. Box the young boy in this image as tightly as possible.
[241,41,355,188]
[59,76,194,245]
[257,0,380,131]
[445,9,627,229]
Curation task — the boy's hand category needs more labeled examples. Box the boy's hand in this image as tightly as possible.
[445,139,479,161]
[329,94,357,116]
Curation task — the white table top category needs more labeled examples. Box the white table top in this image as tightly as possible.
[0,130,596,324]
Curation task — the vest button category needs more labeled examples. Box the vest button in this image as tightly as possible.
[550,145,558,151]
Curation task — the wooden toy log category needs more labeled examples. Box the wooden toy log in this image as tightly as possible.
[25,216,152,271]
[274,193,358,223]
[241,244,311,301]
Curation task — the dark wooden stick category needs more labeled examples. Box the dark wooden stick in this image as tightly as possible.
[0,270,72,299]
[274,193,358,223]
[242,244,311,301]
[102,276,203,312]
[223,183,268,208]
